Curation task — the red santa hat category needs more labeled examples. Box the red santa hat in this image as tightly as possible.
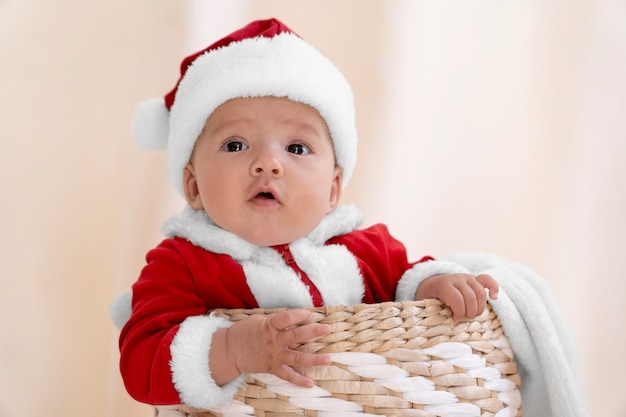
[133,18,357,196]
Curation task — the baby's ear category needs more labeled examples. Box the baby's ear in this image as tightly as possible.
[328,166,343,210]
[183,164,203,210]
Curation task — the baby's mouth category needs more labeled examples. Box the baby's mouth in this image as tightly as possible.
[251,186,280,206]
[256,192,275,200]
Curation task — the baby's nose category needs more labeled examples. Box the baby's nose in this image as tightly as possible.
[251,152,283,176]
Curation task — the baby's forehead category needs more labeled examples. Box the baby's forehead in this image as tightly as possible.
[207,96,331,133]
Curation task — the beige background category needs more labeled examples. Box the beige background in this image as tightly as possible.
[1,1,624,416]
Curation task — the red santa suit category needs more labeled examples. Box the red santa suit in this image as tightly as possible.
[118,205,469,409]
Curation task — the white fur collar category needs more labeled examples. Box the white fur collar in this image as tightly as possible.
[161,205,365,308]
[162,204,364,258]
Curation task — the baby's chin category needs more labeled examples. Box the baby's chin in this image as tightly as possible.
[211,213,322,247]
[236,228,310,248]
[241,234,294,248]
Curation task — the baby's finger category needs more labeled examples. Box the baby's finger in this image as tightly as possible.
[283,349,331,369]
[270,309,312,331]
[275,364,315,388]
[468,279,487,314]
[456,282,480,319]
[476,274,499,299]
[287,322,331,345]
[441,287,466,321]
[276,350,330,387]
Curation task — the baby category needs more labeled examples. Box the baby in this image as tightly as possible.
[118,18,498,410]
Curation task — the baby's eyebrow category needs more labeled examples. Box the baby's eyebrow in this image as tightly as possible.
[203,117,252,137]
[286,125,322,139]
[281,117,330,138]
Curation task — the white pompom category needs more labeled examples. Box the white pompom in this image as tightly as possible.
[132,97,170,150]
[109,290,132,329]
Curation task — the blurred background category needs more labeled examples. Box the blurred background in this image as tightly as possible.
[1,0,624,416]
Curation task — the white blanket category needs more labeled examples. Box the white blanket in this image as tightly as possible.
[445,252,589,417]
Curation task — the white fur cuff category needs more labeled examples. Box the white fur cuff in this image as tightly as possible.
[395,260,470,301]
[170,314,245,409]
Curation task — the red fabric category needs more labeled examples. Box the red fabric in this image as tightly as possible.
[119,224,430,405]
[119,239,260,404]
[164,18,296,109]
[327,224,420,304]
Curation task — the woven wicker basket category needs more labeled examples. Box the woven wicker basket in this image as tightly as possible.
[169,300,522,417]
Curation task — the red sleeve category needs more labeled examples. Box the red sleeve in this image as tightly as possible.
[119,238,257,405]
[328,224,433,303]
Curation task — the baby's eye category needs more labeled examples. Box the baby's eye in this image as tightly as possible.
[222,140,248,152]
[286,143,311,155]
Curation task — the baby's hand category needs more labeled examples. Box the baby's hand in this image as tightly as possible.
[415,273,499,321]
[220,309,331,387]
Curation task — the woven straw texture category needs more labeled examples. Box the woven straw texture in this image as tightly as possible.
[173,300,522,417]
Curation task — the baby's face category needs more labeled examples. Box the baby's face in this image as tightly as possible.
[184,97,342,247]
